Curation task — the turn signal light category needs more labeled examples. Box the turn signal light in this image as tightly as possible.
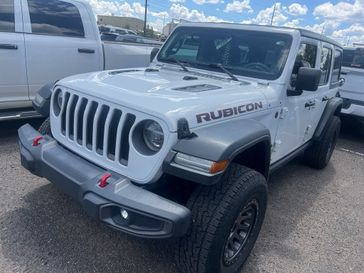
[210,160,229,174]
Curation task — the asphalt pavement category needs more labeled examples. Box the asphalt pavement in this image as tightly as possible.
[0,118,363,273]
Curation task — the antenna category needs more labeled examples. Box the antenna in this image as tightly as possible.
[270,3,277,26]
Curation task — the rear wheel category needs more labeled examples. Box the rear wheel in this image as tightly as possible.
[304,116,341,169]
[176,164,267,273]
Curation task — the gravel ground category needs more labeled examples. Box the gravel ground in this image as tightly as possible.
[0,118,363,273]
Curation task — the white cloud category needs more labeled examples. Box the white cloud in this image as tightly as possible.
[169,0,185,3]
[313,0,364,23]
[170,3,225,22]
[287,3,308,16]
[283,19,301,28]
[87,0,136,17]
[193,0,221,5]
[132,2,145,15]
[224,0,253,14]
[245,3,287,25]
[331,24,364,45]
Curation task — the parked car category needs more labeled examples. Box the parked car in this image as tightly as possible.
[0,0,157,120]
[19,23,343,273]
[100,32,119,42]
[115,34,163,46]
[340,46,364,130]
[99,25,137,36]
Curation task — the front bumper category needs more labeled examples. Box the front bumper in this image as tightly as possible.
[18,124,191,238]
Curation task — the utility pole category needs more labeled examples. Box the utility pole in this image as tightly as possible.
[143,0,148,37]
[270,3,277,26]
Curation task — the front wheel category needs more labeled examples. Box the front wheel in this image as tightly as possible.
[176,164,268,273]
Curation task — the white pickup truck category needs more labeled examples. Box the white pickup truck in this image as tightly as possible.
[0,0,156,120]
[340,47,364,131]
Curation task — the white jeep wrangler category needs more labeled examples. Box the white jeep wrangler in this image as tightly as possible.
[19,23,343,273]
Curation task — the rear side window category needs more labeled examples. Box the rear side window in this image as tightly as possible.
[28,0,84,37]
[0,0,15,33]
[343,48,364,69]
[331,49,342,83]
[319,47,332,85]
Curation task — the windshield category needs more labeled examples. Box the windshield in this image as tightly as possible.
[157,26,292,80]
[343,48,364,69]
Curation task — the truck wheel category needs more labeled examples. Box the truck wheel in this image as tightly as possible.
[38,117,51,135]
[304,116,341,169]
[176,164,267,273]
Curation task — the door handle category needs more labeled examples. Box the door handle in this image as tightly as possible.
[322,96,330,102]
[78,48,95,54]
[305,101,316,108]
[0,44,18,50]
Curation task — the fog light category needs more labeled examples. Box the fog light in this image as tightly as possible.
[121,209,129,220]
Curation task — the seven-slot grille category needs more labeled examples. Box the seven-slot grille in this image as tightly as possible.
[57,91,136,166]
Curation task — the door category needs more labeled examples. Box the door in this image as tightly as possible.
[311,44,338,131]
[22,0,102,100]
[0,0,28,108]
[272,40,319,162]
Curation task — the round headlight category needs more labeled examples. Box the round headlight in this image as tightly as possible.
[143,121,164,152]
[53,89,63,116]
[56,90,63,109]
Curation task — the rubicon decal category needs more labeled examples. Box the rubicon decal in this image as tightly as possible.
[196,102,264,123]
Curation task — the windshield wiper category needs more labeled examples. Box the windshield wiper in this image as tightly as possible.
[167,58,189,72]
[192,62,239,81]
[210,63,239,81]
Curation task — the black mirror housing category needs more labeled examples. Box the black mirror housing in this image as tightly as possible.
[295,67,322,92]
[150,47,159,62]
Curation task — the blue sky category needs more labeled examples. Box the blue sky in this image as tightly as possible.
[87,0,364,45]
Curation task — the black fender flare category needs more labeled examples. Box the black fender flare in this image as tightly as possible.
[313,97,343,141]
[163,119,271,185]
[32,82,55,117]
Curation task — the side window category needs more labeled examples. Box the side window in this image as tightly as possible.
[291,43,317,88]
[168,34,200,62]
[319,47,333,85]
[28,0,84,37]
[0,0,15,33]
[331,49,342,83]
[343,48,364,69]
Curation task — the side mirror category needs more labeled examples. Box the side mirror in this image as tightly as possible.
[339,77,345,87]
[295,67,322,92]
[150,47,159,62]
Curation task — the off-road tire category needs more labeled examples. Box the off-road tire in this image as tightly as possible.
[176,164,267,273]
[38,117,51,135]
[304,115,341,169]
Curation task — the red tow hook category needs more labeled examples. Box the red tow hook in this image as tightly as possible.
[32,136,43,146]
[99,173,112,188]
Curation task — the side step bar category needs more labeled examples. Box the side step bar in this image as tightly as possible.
[0,109,41,121]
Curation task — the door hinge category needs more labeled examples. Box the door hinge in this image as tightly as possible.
[271,140,282,153]
[279,107,288,119]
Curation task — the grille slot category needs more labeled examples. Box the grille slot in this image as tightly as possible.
[57,91,136,166]
[119,113,136,165]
